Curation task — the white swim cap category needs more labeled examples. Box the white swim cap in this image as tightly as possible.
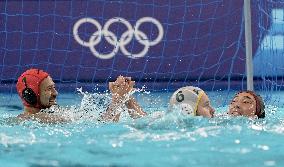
[169,86,204,116]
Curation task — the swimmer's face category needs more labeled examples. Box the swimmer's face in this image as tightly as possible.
[228,92,256,118]
[196,93,215,118]
[40,76,58,108]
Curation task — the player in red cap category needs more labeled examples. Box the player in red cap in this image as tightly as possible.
[16,69,64,122]
[16,69,145,123]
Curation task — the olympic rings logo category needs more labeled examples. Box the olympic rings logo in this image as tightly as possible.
[73,17,164,59]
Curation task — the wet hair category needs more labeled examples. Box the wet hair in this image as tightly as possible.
[235,90,265,118]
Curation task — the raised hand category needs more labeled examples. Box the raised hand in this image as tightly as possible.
[109,76,135,99]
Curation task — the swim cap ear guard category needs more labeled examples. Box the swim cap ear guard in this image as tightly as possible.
[16,68,50,109]
[174,90,195,116]
[179,103,195,116]
[21,77,37,105]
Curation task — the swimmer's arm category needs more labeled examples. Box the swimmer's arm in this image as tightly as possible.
[125,97,147,119]
[17,113,70,124]
[99,96,123,122]
[99,107,120,122]
[99,96,146,121]
[37,113,70,124]
[100,98,146,121]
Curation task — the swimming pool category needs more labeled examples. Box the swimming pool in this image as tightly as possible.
[0,91,283,167]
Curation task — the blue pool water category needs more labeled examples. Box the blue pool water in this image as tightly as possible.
[0,91,284,167]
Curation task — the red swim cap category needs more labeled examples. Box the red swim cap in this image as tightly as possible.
[16,69,49,109]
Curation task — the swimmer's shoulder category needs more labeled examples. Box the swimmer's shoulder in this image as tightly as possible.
[17,113,30,120]
[17,112,68,124]
[35,112,70,123]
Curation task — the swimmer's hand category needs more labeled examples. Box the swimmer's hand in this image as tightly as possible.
[100,76,134,122]
[109,76,134,101]
[102,76,146,122]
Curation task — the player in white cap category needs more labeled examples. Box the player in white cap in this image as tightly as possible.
[169,86,215,118]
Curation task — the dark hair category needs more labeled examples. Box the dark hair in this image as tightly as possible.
[236,90,265,118]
